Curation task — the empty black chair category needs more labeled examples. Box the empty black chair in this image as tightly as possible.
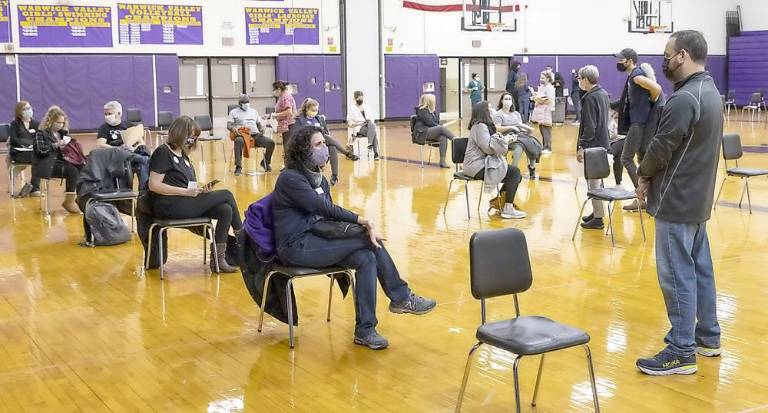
[155,111,174,146]
[455,228,599,412]
[714,134,768,214]
[193,114,227,163]
[257,265,355,349]
[0,123,9,155]
[742,92,763,122]
[442,138,490,219]
[125,108,153,147]
[572,147,645,247]
[724,90,736,119]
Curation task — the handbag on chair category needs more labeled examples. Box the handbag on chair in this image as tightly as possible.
[310,219,367,239]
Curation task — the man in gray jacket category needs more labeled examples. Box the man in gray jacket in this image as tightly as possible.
[575,65,611,230]
[635,30,723,376]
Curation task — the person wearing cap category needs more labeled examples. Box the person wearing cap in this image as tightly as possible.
[227,94,276,176]
[613,47,662,210]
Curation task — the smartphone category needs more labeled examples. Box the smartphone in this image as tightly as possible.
[203,179,220,191]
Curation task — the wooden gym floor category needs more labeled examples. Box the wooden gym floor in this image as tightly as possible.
[1,115,767,412]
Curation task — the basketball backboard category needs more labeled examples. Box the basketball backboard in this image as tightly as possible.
[461,0,519,32]
[628,0,674,33]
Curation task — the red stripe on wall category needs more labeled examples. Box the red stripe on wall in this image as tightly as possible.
[403,2,521,13]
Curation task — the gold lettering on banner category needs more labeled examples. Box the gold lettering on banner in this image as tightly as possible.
[245,7,318,30]
[18,5,111,28]
[118,3,202,27]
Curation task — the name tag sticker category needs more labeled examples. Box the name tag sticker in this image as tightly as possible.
[187,181,198,189]
[315,187,324,195]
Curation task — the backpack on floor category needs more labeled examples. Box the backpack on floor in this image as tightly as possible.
[85,202,131,246]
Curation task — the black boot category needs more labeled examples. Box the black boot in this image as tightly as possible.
[580,217,604,229]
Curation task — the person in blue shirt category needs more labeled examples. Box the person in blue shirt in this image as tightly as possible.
[467,73,484,107]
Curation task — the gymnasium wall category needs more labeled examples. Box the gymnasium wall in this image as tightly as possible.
[383,0,738,56]
[2,0,340,56]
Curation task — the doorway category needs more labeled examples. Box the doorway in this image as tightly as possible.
[440,58,460,120]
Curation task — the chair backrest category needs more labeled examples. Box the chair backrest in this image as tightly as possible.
[227,104,239,115]
[722,133,743,161]
[470,228,533,300]
[583,147,610,180]
[451,137,468,165]
[409,115,417,132]
[0,123,9,142]
[265,107,275,115]
[194,114,213,131]
[750,92,762,105]
[726,90,736,100]
[157,111,174,128]
[126,108,142,123]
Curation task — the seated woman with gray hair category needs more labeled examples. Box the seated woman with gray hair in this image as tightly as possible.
[96,100,150,189]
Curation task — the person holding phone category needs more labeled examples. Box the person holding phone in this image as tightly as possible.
[148,115,242,273]
[32,106,83,213]
[272,126,436,350]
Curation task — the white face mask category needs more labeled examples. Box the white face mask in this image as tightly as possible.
[105,113,121,126]
[240,103,250,111]
[22,108,33,120]
[502,99,513,109]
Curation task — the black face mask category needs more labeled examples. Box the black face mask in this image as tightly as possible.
[616,62,628,72]
[355,99,363,105]
[662,51,683,81]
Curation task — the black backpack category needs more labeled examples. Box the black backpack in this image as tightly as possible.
[85,202,131,246]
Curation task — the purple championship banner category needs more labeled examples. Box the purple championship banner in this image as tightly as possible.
[117,4,203,45]
[0,0,10,43]
[245,7,319,45]
[17,4,112,47]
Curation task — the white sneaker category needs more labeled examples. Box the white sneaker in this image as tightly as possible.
[500,205,527,219]
[541,149,552,155]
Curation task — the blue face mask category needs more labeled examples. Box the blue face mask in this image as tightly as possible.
[22,108,33,120]
[310,145,329,168]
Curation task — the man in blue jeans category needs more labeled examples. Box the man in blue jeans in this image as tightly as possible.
[635,30,723,375]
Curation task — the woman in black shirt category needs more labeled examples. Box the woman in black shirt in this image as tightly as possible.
[413,93,454,168]
[148,115,242,273]
[9,101,40,191]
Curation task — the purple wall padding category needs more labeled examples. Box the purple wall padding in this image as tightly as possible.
[155,54,180,119]
[19,54,179,130]
[276,54,343,121]
[729,32,768,105]
[0,56,17,121]
[384,54,440,119]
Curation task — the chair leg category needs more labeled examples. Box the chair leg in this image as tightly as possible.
[738,178,747,209]
[454,342,482,413]
[158,228,166,280]
[464,181,471,219]
[638,198,646,243]
[476,184,483,213]
[585,345,601,412]
[574,176,579,191]
[222,141,227,162]
[745,178,752,214]
[210,226,220,273]
[531,354,546,407]
[286,278,295,349]
[420,146,425,168]
[327,274,335,322]
[130,198,136,233]
[572,198,590,241]
[713,176,727,210]
[607,202,616,247]
[513,356,523,413]
[257,271,276,332]
[145,224,156,270]
[443,179,455,215]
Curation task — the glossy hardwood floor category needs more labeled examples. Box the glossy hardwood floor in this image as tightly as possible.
[1,115,767,412]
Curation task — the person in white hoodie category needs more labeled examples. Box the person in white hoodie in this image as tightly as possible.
[346,91,380,160]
